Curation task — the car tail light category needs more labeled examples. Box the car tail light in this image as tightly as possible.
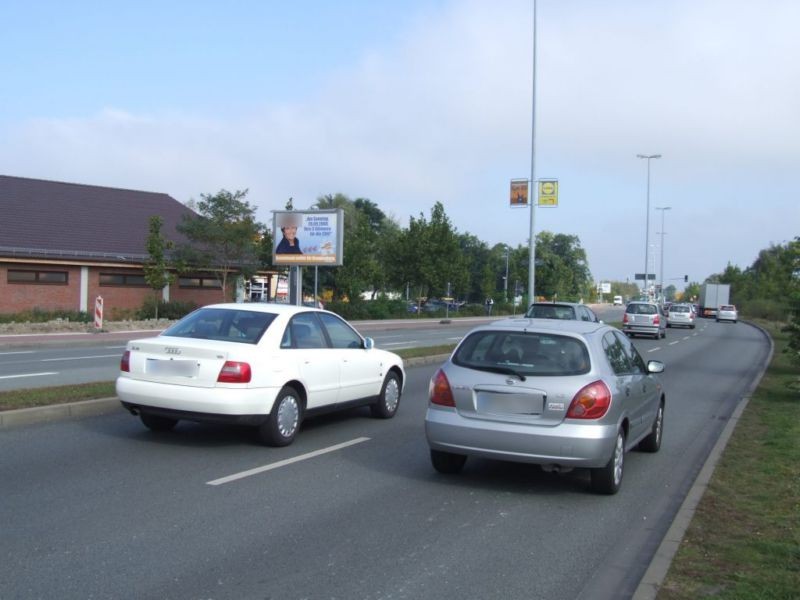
[567,380,612,419]
[622,312,629,324]
[120,350,131,372]
[217,361,252,383]
[429,368,455,407]
[653,314,660,325]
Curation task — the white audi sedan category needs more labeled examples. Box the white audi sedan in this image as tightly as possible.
[116,303,404,446]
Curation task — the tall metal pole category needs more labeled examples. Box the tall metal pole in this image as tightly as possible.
[527,0,538,304]
[656,206,671,301]
[504,246,510,301]
[637,154,661,298]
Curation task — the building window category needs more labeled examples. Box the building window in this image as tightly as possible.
[8,269,68,285]
[100,273,148,287]
[179,276,222,289]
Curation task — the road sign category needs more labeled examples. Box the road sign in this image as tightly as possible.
[634,273,656,280]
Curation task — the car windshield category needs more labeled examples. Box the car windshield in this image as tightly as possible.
[453,330,590,376]
[162,308,277,344]
[720,305,735,311]
[672,305,690,313]
[525,305,576,319]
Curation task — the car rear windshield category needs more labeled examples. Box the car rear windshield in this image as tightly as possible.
[453,330,591,376]
[720,305,735,310]
[627,303,657,315]
[525,304,576,320]
[162,308,277,344]
[671,305,690,313]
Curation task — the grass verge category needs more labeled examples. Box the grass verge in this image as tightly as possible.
[657,321,800,598]
[0,344,457,412]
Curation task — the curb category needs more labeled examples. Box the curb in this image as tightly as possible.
[0,397,122,428]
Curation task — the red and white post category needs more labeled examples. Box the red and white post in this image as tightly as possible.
[94,296,104,329]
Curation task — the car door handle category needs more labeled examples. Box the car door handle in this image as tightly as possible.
[625,386,631,397]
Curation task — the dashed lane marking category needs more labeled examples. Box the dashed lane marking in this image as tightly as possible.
[206,437,371,486]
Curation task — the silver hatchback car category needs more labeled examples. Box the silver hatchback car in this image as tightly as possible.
[424,319,666,494]
[623,301,667,339]
[667,303,696,329]
[716,305,738,323]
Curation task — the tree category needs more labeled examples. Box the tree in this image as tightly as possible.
[176,189,265,301]
[142,216,175,320]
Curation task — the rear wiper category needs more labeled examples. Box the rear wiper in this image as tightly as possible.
[468,364,527,381]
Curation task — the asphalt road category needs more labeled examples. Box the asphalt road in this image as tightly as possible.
[0,317,769,600]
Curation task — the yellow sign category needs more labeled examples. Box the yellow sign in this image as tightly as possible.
[509,179,529,207]
[538,179,558,206]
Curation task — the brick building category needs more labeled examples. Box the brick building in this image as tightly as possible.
[0,175,242,318]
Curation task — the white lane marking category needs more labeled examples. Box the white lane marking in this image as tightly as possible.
[0,351,35,356]
[683,336,691,340]
[0,372,59,380]
[41,354,121,362]
[447,337,463,341]
[382,341,413,347]
[648,347,661,353]
[105,345,127,349]
[207,437,371,486]
[668,341,680,346]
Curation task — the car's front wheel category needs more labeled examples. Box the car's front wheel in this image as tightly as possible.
[140,413,178,432]
[370,371,401,419]
[258,386,302,447]
[430,449,467,474]
[591,429,625,494]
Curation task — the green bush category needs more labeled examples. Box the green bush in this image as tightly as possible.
[740,298,792,321]
[0,308,91,324]
[136,297,198,320]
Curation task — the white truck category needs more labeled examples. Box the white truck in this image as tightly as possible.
[699,283,730,317]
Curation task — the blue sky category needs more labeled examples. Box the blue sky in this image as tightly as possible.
[1,0,798,288]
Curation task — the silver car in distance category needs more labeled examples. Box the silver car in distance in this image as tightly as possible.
[424,318,665,494]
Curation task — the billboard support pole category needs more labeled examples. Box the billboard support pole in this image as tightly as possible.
[289,266,302,306]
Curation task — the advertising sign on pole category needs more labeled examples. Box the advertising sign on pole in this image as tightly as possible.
[538,179,558,206]
[509,179,529,207]
[272,209,345,266]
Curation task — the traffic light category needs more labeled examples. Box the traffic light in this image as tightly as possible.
[684,275,688,282]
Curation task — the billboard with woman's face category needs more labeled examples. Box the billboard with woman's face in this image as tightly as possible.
[272,209,344,266]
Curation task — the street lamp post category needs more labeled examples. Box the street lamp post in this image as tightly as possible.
[656,206,672,302]
[637,154,661,299]
[504,246,510,301]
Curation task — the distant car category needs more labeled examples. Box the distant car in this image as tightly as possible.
[613,295,623,306]
[716,305,738,323]
[424,318,666,494]
[667,303,696,329]
[525,302,601,323]
[116,303,405,446]
[623,301,666,339]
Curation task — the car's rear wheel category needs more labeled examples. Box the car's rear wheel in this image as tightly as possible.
[258,386,302,446]
[370,371,401,419]
[591,429,625,494]
[660,329,666,338]
[639,403,664,452]
[430,449,467,474]
[140,413,178,432]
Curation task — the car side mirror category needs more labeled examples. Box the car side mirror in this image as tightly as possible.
[363,337,375,350]
[647,360,665,373]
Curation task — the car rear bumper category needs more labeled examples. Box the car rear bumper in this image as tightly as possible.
[623,324,660,335]
[424,406,617,468]
[116,376,279,418]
